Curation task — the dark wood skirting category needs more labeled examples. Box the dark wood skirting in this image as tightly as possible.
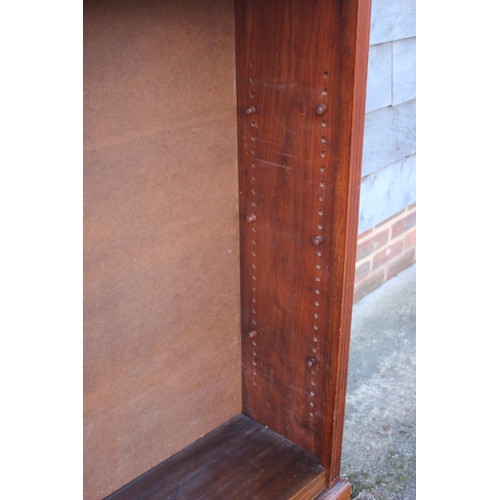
[315,479,351,500]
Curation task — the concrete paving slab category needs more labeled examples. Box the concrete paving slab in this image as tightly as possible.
[341,263,416,499]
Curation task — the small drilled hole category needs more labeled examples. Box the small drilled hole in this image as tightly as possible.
[250,61,255,68]
[310,391,315,397]
[316,264,321,269]
[320,167,325,173]
[252,241,256,245]
[252,263,257,268]
[319,197,324,202]
[252,341,257,346]
[250,91,255,98]
[317,251,322,256]
[315,290,320,294]
[252,163,256,168]
[322,88,328,95]
[252,202,257,207]
[312,348,317,353]
[252,177,256,182]
[311,380,316,386]
[314,313,319,318]
[310,401,315,407]
[252,189,256,194]
[251,135,256,141]
[320,182,325,188]
[315,301,320,307]
[324,71,329,78]
[316,277,320,282]
[251,121,257,127]
[320,152,326,158]
[310,412,314,417]
[251,149,256,155]
[250,76,255,83]
[318,224,323,230]
[252,287,257,292]
[253,381,257,385]
[252,298,257,303]
[322,120,327,128]
[313,337,318,342]
[318,210,324,216]
[321,137,327,143]
[313,325,319,330]
[253,361,257,366]
[252,252,256,257]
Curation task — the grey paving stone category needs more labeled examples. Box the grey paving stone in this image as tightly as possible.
[342,264,416,500]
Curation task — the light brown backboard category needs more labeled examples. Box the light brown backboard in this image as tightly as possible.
[83,1,241,498]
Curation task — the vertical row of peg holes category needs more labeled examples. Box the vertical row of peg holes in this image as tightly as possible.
[309,70,329,419]
[249,62,258,387]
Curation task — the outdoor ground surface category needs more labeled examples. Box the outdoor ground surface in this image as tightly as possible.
[340,264,416,500]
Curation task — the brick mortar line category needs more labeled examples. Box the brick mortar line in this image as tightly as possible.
[356,245,416,287]
[357,206,416,246]
[355,226,416,269]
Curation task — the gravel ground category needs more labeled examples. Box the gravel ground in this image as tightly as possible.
[341,264,416,500]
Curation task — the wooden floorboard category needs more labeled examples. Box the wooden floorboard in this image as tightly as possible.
[105,413,326,500]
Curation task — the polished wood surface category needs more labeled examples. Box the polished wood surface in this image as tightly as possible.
[236,0,345,458]
[83,1,241,498]
[235,2,371,484]
[320,0,372,486]
[105,414,326,500]
[316,480,351,500]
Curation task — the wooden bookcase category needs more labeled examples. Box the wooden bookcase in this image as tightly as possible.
[83,0,371,498]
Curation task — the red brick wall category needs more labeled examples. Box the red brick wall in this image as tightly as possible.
[354,203,416,303]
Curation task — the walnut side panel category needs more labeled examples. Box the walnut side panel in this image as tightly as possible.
[236,0,341,457]
[236,0,371,475]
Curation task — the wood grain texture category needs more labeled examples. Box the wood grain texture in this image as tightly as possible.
[236,0,344,459]
[105,414,326,500]
[83,1,240,498]
[315,479,351,500]
[235,1,372,485]
[321,0,372,486]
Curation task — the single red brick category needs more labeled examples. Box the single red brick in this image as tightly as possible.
[392,212,416,238]
[356,229,389,261]
[403,229,416,251]
[354,269,385,303]
[386,248,416,280]
[355,261,371,283]
[373,240,404,269]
